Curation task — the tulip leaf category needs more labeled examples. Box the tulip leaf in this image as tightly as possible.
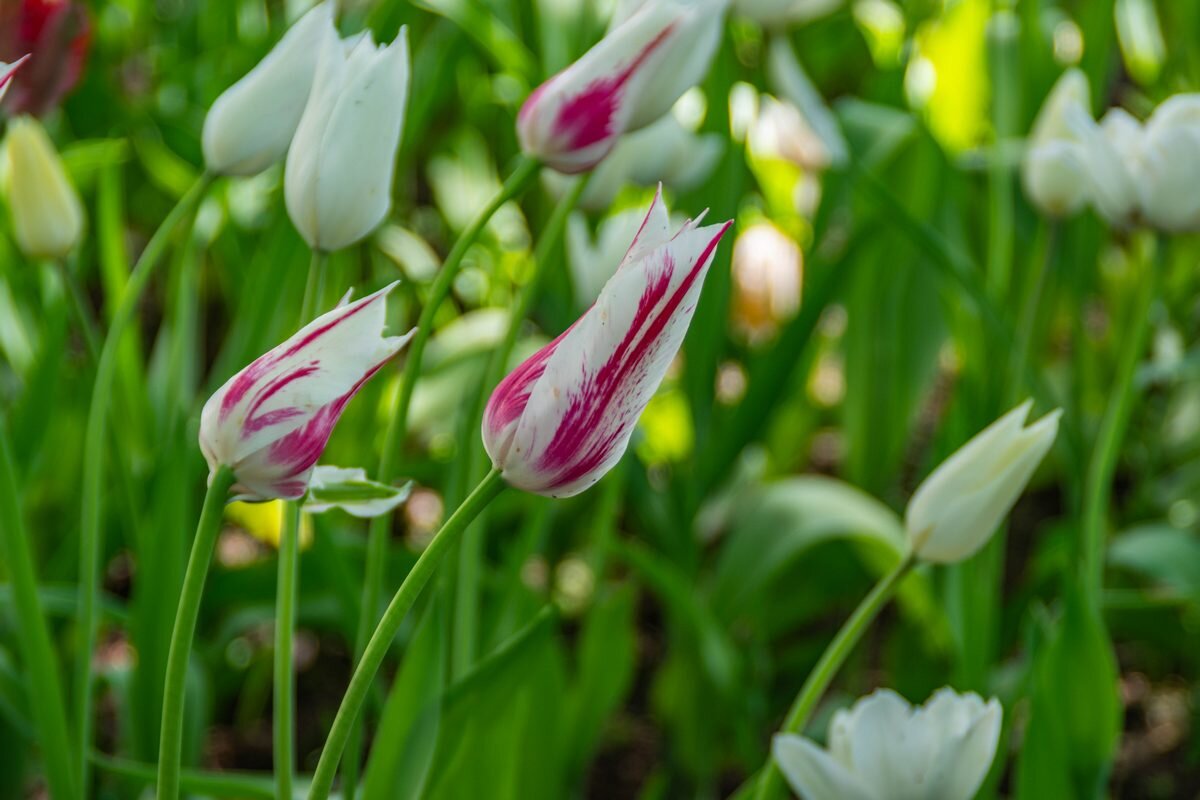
[303,467,412,518]
[1108,523,1200,605]
[361,599,445,800]
[711,476,907,619]
[412,0,535,81]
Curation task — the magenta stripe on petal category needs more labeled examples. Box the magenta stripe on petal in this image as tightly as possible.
[538,222,731,489]
[550,24,676,150]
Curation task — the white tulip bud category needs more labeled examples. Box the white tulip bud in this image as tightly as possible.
[1137,94,1200,232]
[1022,69,1091,217]
[1073,107,1142,228]
[285,27,410,252]
[906,401,1059,563]
[202,2,335,176]
[3,116,85,260]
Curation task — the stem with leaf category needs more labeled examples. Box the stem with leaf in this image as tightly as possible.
[309,469,508,800]
[156,465,236,800]
[340,156,540,796]
[77,172,213,794]
[0,419,79,800]
[753,553,916,800]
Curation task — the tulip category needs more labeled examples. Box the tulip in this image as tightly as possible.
[0,55,29,104]
[1022,69,1091,217]
[730,221,802,343]
[202,2,334,176]
[732,0,841,28]
[905,401,1059,563]
[0,0,90,115]
[199,283,413,501]
[3,115,84,259]
[483,189,731,497]
[516,0,726,173]
[284,26,409,251]
[772,688,1002,800]
[1136,94,1200,232]
[1073,107,1142,228]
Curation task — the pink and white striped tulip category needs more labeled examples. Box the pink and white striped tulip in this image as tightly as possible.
[482,189,731,497]
[516,0,726,174]
[200,283,413,502]
[0,55,29,105]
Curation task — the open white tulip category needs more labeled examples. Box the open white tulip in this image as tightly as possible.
[1137,94,1200,232]
[1022,69,1091,217]
[285,26,410,251]
[202,2,334,176]
[906,400,1059,563]
[773,688,1002,800]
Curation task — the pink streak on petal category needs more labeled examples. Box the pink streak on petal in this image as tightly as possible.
[537,222,731,490]
[276,290,383,362]
[220,355,272,420]
[485,327,573,432]
[548,23,676,151]
[241,407,306,436]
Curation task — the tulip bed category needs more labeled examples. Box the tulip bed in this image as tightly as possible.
[2,0,1199,799]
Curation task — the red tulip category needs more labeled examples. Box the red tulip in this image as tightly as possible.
[0,0,91,116]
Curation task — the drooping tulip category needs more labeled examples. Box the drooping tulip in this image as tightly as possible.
[483,189,731,497]
[3,115,84,259]
[516,0,726,173]
[0,55,29,104]
[0,0,90,115]
[200,283,413,501]
[906,401,1059,563]
[1022,69,1091,217]
[285,26,410,251]
[773,688,1003,800]
[202,1,334,176]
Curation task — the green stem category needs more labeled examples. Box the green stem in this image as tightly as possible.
[341,156,540,795]
[156,465,236,800]
[274,501,301,800]
[449,172,587,678]
[301,250,329,322]
[77,171,213,794]
[754,553,916,800]
[309,469,507,800]
[0,419,78,800]
[55,258,101,361]
[1081,238,1159,603]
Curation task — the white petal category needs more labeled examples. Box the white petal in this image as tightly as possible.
[922,695,1003,800]
[772,734,878,800]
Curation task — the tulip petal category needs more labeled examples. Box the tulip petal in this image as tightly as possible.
[772,734,878,800]
[921,694,1002,799]
[0,54,30,104]
[200,282,413,501]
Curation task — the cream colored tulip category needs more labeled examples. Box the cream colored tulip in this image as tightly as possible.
[4,116,84,260]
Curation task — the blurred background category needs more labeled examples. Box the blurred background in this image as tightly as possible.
[1,0,1199,797]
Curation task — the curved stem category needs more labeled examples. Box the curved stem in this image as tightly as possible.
[754,553,915,800]
[308,469,507,800]
[76,172,213,793]
[156,465,236,800]
[1081,238,1159,603]
[301,250,329,322]
[274,501,302,800]
[342,156,539,794]
[0,419,78,800]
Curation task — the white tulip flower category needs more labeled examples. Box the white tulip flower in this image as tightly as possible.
[285,26,410,251]
[773,688,1003,800]
[906,400,1059,563]
[202,2,334,176]
[1022,69,1091,217]
[3,116,85,260]
[1137,94,1200,232]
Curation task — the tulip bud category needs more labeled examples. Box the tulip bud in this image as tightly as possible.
[202,2,334,176]
[0,55,29,104]
[285,26,410,251]
[905,401,1059,563]
[773,688,1002,800]
[1022,69,1091,217]
[516,0,726,173]
[1072,107,1142,228]
[1136,94,1200,232]
[483,188,731,497]
[200,283,413,501]
[3,115,84,260]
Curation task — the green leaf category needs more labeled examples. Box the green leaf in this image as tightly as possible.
[304,466,413,519]
[362,599,446,800]
[711,476,906,619]
[1109,524,1200,605]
